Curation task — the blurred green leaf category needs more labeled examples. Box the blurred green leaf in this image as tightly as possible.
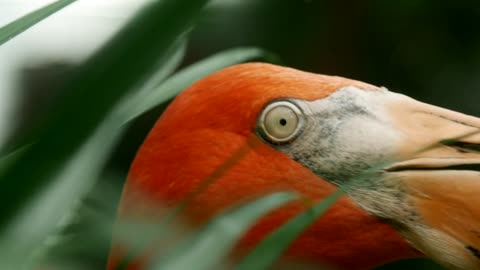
[0,0,208,266]
[0,37,187,269]
[0,0,209,226]
[152,192,297,270]
[33,180,125,270]
[0,144,30,173]
[0,0,77,46]
[235,190,343,270]
[114,135,264,268]
[125,47,279,122]
[117,38,187,122]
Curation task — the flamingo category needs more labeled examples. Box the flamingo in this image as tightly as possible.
[108,63,480,270]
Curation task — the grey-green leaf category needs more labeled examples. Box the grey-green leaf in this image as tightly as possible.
[151,192,297,270]
[125,47,279,123]
[117,38,187,122]
[0,0,77,46]
[235,190,343,270]
[0,0,205,266]
[0,0,209,229]
[0,37,187,269]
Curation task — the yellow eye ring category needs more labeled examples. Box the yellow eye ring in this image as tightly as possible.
[257,100,305,144]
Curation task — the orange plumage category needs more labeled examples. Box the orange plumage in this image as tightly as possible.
[108,63,480,270]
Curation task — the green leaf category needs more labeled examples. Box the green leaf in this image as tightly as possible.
[151,192,297,270]
[0,0,77,46]
[0,0,209,227]
[0,144,30,173]
[117,38,188,122]
[125,47,278,123]
[31,180,123,270]
[235,190,344,270]
[0,38,186,269]
[0,0,201,266]
[112,135,264,269]
[0,39,186,268]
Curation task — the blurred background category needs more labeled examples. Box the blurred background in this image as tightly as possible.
[2,0,480,269]
[4,0,480,150]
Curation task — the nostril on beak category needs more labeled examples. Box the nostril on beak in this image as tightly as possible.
[440,140,480,154]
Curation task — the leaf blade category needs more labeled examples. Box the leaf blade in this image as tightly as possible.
[0,0,209,228]
[0,0,204,266]
[152,192,297,270]
[0,38,188,268]
[0,0,77,46]
[125,47,278,123]
[235,190,344,270]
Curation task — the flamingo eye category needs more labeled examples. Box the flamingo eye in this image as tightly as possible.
[258,101,304,144]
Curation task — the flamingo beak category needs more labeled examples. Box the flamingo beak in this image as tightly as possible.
[385,91,480,171]
[379,89,480,269]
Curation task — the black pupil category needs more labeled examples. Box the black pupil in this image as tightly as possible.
[279,118,287,126]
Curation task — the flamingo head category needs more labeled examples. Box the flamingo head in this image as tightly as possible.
[109,63,480,270]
